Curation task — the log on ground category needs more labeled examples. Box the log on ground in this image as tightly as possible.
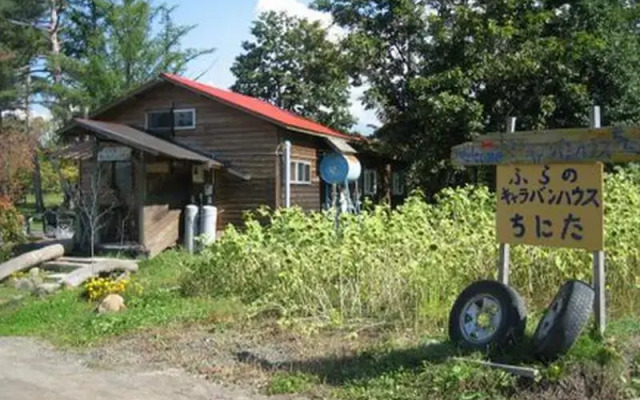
[61,260,139,288]
[0,244,66,282]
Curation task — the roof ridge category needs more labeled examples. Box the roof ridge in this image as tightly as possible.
[159,72,354,140]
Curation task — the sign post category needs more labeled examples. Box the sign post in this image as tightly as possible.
[454,106,609,335]
[590,106,606,335]
[498,117,516,285]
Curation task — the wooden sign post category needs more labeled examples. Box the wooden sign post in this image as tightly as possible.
[452,106,609,335]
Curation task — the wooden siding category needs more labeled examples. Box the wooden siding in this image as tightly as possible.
[278,129,330,211]
[96,82,279,231]
[143,205,181,257]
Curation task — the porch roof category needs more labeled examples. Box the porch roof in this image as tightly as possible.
[73,118,224,168]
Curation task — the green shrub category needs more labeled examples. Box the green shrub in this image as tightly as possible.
[182,167,640,330]
[0,196,24,243]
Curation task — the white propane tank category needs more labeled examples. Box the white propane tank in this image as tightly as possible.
[199,205,217,246]
[183,205,199,253]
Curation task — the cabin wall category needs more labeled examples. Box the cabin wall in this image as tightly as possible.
[142,157,191,256]
[96,82,279,230]
[277,129,330,211]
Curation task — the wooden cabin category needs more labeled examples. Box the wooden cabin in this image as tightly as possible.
[57,73,406,257]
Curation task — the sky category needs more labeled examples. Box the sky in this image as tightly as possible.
[166,0,379,134]
[30,0,379,133]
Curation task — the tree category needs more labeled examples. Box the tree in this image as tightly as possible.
[0,0,46,120]
[231,11,354,132]
[0,117,36,201]
[315,0,640,194]
[60,0,215,114]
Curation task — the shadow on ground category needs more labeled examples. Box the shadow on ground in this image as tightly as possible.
[235,334,542,387]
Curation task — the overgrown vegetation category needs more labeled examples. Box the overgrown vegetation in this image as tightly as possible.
[182,166,640,331]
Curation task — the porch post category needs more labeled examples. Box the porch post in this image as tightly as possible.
[134,151,146,247]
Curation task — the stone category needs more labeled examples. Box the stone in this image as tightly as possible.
[28,268,40,278]
[33,283,60,296]
[97,294,126,314]
[13,278,35,292]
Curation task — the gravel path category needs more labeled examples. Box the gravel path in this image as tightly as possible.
[0,337,275,400]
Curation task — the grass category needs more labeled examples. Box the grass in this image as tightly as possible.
[0,250,233,346]
[0,244,639,398]
[256,320,640,400]
[14,192,65,236]
[15,192,64,216]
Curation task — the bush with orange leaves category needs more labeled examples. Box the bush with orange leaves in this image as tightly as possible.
[0,196,24,243]
[0,124,35,202]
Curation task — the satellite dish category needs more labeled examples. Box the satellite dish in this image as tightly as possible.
[319,153,362,184]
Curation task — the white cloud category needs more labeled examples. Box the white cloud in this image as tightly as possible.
[349,85,379,135]
[1,106,51,122]
[255,0,345,41]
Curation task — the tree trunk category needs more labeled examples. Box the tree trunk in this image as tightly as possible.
[25,73,45,212]
[49,0,62,85]
[32,154,45,211]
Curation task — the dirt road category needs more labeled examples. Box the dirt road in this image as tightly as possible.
[0,337,273,400]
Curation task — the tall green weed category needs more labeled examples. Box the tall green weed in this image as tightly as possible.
[182,167,640,330]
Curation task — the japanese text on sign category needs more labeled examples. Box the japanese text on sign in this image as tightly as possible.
[496,163,604,250]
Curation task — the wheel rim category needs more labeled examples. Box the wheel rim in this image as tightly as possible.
[537,296,564,339]
[459,294,503,344]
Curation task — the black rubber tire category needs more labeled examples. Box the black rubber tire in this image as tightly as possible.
[533,280,595,361]
[449,280,527,351]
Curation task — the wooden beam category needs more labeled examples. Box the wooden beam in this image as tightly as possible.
[451,126,640,166]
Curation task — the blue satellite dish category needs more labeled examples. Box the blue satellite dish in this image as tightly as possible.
[320,153,361,184]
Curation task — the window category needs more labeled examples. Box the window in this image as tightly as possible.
[363,169,377,195]
[290,160,311,184]
[392,171,405,196]
[145,108,196,130]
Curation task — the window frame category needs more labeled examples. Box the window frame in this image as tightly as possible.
[290,160,312,185]
[145,108,197,131]
[363,169,378,195]
[392,171,405,196]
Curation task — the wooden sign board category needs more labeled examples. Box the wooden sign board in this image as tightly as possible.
[452,126,640,166]
[146,162,170,174]
[98,146,131,162]
[496,163,604,251]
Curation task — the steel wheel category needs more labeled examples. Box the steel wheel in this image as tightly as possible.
[535,296,564,340]
[449,280,527,351]
[533,280,594,361]
[459,294,503,344]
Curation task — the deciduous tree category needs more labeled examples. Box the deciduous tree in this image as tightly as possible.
[315,0,640,193]
[232,11,354,132]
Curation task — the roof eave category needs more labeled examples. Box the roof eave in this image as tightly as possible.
[159,74,358,143]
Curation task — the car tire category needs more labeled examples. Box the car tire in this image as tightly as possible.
[532,280,595,361]
[449,280,527,351]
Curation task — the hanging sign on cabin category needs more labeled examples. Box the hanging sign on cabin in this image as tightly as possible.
[496,163,604,251]
[146,162,170,174]
[192,164,205,183]
[97,146,132,162]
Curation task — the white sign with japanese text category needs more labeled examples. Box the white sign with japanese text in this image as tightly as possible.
[98,146,132,162]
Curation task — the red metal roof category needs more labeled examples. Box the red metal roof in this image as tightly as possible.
[160,73,353,140]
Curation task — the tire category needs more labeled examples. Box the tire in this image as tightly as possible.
[533,280,595,361]
[449,280,527,351]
